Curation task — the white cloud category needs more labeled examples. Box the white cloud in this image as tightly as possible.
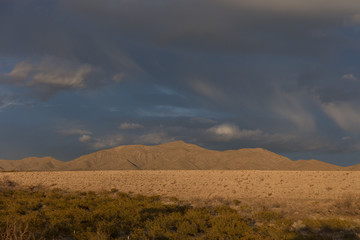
[79,134,92,142]
[90,131,173,149]
[207,123,263,141]
[30,64,93,88]
[135,132,175,145]
[8,57,95,88]
[6,61,33,84]
[6,57,96,99]
[207,123,294,146]
[89,131,173,149]
[91,135,126,149]
[342,73,357,82]
[119,122,143,130]
[58,128,92,136]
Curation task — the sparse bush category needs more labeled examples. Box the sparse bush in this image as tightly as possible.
[0,220,37,240]
[334,193,360,215]
[255,209,283,222]
[0,176,17,189]
[169,196,179,202]
[0,187,359,239]
[301,218,360,239]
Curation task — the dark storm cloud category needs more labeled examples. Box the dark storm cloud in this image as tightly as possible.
[1,0,360,164]
[298,71,360,103]
[62,0,360,55]
[0,0,144,98]
[1,0,359,69]
[1,0,359,97]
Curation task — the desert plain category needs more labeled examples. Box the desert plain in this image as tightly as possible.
[2,142,360,221]
[2,170,360,215]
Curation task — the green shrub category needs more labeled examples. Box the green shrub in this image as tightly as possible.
[0,188,359,240]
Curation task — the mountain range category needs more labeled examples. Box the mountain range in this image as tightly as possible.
[0,141,359,171]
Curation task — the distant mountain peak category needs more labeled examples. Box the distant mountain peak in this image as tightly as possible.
[0,142,357,171]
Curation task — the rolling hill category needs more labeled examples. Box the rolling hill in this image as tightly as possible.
[0,157,64,171]
[0,141,355,171]
[346,163,360,171]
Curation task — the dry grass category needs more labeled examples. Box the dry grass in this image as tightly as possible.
[0,221,37,240]
[333,193,360,215]
[1,170,360,220]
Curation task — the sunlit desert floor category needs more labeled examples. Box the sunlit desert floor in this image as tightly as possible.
[2,170,360,219]
[1,170,359,199]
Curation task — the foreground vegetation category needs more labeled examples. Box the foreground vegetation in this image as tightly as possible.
[0,180,359,239]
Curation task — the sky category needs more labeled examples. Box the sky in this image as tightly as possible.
[1,0,360,166]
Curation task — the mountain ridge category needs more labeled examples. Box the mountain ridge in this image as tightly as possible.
[0,141,358,171]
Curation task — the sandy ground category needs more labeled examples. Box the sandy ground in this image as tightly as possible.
[1,170,359,202]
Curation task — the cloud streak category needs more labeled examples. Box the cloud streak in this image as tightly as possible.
[322,102,360,133]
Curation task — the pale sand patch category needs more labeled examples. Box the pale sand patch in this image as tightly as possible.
[1,170,359,202]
